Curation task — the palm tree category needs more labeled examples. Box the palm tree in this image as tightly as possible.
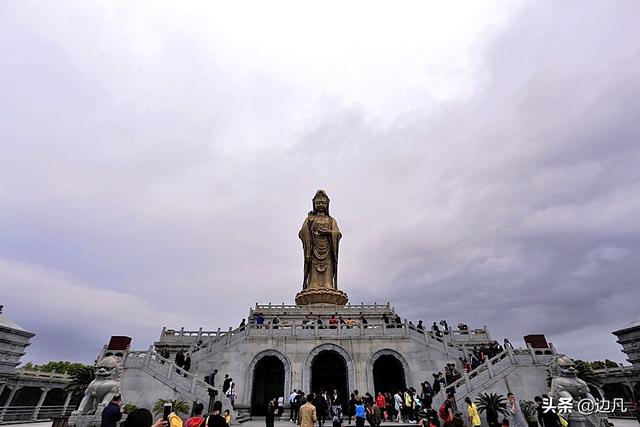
[153,399,191,416]
[64,365,95,396]
[475,392,509,416]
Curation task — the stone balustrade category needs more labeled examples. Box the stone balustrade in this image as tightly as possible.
[156,321,497,366]
[15,369,70,380]
[432,345,557,408]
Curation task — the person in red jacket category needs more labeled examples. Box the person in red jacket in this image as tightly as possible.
[375,393,386,421]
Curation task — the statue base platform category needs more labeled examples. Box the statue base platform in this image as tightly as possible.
[295,288,348,305]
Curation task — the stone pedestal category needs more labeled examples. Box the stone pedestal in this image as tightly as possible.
[295,288,348,305]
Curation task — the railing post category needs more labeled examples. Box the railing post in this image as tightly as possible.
[227,327,232,344]
[506,346,515,364]
[62,392,73,414]
[527,344,537,364]
[190,376,198,394]
[464,373,472,393]
[32,387,49,420]
[403,320,409,337]
[145,346,153,367]
[484,325,491,341]
[197,327,203,343]
[0,386,19,422]
[443,337,449,355]
[179,327,185,338]
[486,359,494,378]
[160,327,167,342]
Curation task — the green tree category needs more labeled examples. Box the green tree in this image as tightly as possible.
[64,366,95,396]
[573,359,596,384]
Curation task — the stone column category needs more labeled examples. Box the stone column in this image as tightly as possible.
[62,392,73,415]
[0,385,20,422]
[32,387,50,420]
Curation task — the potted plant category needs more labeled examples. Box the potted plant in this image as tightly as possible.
[475,393,508,427]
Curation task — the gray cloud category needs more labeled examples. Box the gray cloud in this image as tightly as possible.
[0,0,639,365]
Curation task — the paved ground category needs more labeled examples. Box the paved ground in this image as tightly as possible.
[6,417,638,427]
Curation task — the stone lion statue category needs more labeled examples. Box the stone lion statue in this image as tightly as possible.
[548,355,595,403]
[73,355,122,415]
[548,355,608,427]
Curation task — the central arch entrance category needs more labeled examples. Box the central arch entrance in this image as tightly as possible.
[251,356,285,416]
[311,350,348,409]
[372,354,406,394]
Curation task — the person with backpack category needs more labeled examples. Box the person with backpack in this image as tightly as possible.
[354,400,366,427]
[329,399,343,427]
[438,394,455,424]
[185,403,205,427]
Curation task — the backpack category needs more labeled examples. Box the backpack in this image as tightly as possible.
[355,404,366,419]
[438,403,448,420]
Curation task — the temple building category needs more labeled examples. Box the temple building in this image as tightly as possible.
[111,191,556,420]
[0,306,77,423]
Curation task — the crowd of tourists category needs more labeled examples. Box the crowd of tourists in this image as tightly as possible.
[268,385,567,427]
[247,314,470,334]
[98,395,233,427]
[97,383,596,427]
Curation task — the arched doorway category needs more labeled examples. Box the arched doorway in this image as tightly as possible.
[311,350,348,409]
[373,355,406,394]
[251,356,285,416]
[9,387,42,406]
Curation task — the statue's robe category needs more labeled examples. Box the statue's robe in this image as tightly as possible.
[299,214,341,289]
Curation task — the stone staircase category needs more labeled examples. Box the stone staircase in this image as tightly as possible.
[431,346,556,409]
[123,348,249,423]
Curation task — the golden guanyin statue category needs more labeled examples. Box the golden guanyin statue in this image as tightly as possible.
[295,190,348,305]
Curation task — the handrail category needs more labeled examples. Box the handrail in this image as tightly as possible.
[0,405,75,423]
[161,322,491,344]
[431,347,556,407]
[15,369,71,380]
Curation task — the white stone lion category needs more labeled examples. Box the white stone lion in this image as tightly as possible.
[73,355,122,415]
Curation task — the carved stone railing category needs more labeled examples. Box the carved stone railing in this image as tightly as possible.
[15,369,71,380]
[251,302,395,315]
[432,345,557,408]
[0,405,75,424]
[123,347,236,421]
[160,320,497,367]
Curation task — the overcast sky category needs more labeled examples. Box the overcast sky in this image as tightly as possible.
[1,1,639,366]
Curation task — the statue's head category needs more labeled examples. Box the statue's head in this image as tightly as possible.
[95,355,121,378]
[312,190,330,215]
[557,356,578,377]
[549,355,578,378]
